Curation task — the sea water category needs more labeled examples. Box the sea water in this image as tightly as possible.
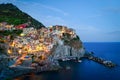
[14,42,120,80]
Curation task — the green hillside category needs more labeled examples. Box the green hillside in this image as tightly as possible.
[0,3,45,29]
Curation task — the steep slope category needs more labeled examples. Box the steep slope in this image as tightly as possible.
[0,3,45,29]
[0,3,86,79]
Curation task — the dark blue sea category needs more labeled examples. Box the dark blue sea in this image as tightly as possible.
[15,42,120,80]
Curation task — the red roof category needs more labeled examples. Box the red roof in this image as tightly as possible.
[16,24,27,29]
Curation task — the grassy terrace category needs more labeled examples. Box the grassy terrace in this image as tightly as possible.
[0,16,27,25]
[62,33,82,49]
[0,30,23,43]
[0,30,23,36]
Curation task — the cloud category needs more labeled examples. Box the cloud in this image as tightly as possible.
[31,3,68,16]
[75,25,100,33]
[108,30,120,35]
[0,0,68,16]
[104,7,120,13]
[37,15,67,27]
[41,4,68,16]
[88,14,102,18]
[104,30,120,42]
[72,25,119,42]
[0,0,16,3]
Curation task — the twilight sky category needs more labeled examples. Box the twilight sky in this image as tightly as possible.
[0,0,120,42]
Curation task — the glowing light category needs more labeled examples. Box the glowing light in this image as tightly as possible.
[8,49,12,54]
[18,49,22,54]
[6,25,76,64]
[20,33,25,36]
[28,48,32,52]
[11,42,15,47]
[45,49,49,53]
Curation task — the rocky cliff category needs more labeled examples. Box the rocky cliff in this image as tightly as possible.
[49,45,85,60]
[0,3,86,79]
[0,26,86,79]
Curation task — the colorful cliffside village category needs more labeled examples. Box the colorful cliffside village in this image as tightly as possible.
[0,22,79,67]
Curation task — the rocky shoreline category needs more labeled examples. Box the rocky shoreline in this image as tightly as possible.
[0,53,78,80]
[84,52,116,68]
[0,44,85,80]
[0,50,116,80]
[0,55,61,80]
[0,51,116,80]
